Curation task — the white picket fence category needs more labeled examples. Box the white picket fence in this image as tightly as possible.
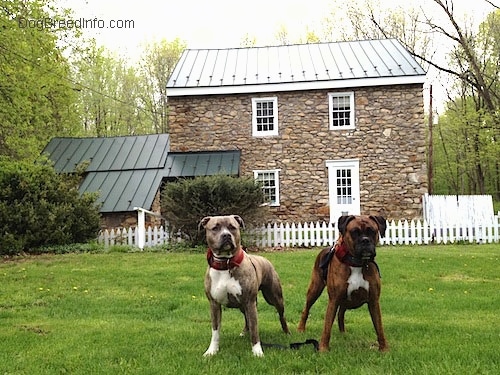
[254,217,500,247]
[98,226,172,248]
[98,215,500,249]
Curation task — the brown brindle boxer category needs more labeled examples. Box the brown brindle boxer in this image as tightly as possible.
[200,215,290,357]
[297,215,389,352]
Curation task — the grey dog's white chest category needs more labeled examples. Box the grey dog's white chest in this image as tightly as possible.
[208,268,243,305]
[347,267,369,299]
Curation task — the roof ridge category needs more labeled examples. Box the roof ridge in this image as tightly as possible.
[181,38,400,52]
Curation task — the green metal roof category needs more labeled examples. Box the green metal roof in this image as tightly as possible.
[42,135,240,213]
[164,151,240,177]
[43,134,170,173]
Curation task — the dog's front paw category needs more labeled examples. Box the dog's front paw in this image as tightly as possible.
[203,342,219,357]
[203,347,218,357]
[252,342,264,357]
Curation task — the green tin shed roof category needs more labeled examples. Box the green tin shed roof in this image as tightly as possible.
[42,134,240,213]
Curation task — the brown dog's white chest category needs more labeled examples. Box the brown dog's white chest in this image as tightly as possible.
[208,268,243,305]
[346,267,369,300]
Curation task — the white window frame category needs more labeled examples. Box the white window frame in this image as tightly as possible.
[253,169,280,206]
[328,92,355,130]
[252,97,278,137]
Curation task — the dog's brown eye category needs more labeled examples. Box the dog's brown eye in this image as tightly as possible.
[211,224,220,232]
[227,224,236,231]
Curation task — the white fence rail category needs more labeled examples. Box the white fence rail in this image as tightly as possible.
[98,215,500,249]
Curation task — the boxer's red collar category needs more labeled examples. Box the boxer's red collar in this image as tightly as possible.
[207,248,245,270]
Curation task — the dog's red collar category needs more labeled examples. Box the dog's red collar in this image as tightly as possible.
[207,248,245,270]
[334,240,349,262]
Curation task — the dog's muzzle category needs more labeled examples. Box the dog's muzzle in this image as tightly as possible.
[356,237,376,261]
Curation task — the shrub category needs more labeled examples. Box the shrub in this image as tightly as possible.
[161,175,269,246]
[0,158,101,255]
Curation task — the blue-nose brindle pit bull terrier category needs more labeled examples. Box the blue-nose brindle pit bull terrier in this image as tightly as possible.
[200,215,290,357]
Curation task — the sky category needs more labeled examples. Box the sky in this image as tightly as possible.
[56,0,498,111]
[60,0,334,50]
[59,0,497,55]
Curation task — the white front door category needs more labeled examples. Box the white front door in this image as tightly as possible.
[326,159,360,223]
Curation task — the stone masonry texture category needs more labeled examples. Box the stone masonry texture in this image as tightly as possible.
[167,84,428,222]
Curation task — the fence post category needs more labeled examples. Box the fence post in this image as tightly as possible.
[135,207,145,250]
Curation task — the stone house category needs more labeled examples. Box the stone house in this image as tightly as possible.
[166,39,428,222]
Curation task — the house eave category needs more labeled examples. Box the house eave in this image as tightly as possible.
[167,75,426,97]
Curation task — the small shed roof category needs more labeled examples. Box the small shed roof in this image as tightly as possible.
[165,151,241,177]
[43,135,170,173]
[42,134,240,213]
[167,39,426,96]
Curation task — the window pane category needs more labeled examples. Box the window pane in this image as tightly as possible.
[256,171,277,204]
[331,94,352,128]
[255,100,275,132]
[336,168,353,204]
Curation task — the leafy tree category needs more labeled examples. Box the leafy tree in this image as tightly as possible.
[73,37,185,137]
[0,0,81,160]
[339,0,499,198]
[73,40,147,136]
[430,7,500,197]
[0,158,101,255]
[139,38,186,133]
[161,175,269,246]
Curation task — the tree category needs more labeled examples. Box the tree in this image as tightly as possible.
[340,0,500,198]
[424,5,500,196]
[139,38,186,134]
[0,0,81,160]
[73,40,148,137]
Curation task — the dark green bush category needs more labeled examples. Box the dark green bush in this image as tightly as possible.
[0,158,101,255]
[161,175,269,246]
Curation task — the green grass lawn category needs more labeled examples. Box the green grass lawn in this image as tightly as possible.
[1,244,499,374]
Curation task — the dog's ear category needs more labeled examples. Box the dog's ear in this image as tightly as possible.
[232,215,245,229]
[199,216,212,231]
[369,215,387,238]
[337,215,355,235]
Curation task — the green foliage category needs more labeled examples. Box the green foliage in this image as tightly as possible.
[0,158,101,255]
[161,175,269,246]
[1,1,186,160]
[433,94,500,197]
[73,40,146,137]
[0,0,81,160]
[139,38,186,133]
[432,10,500,198]
[73,37,186,137]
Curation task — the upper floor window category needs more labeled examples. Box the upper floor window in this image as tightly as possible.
[252,97,278,136]
[329,92,355,130]
[254,169,280,206]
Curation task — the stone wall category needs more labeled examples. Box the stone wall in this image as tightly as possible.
[167,84,427,221]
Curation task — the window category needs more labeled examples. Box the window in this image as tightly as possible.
[254,169,280,206]
[329,92,355,130]
[252,97,278,136]
[336,168,353,204]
